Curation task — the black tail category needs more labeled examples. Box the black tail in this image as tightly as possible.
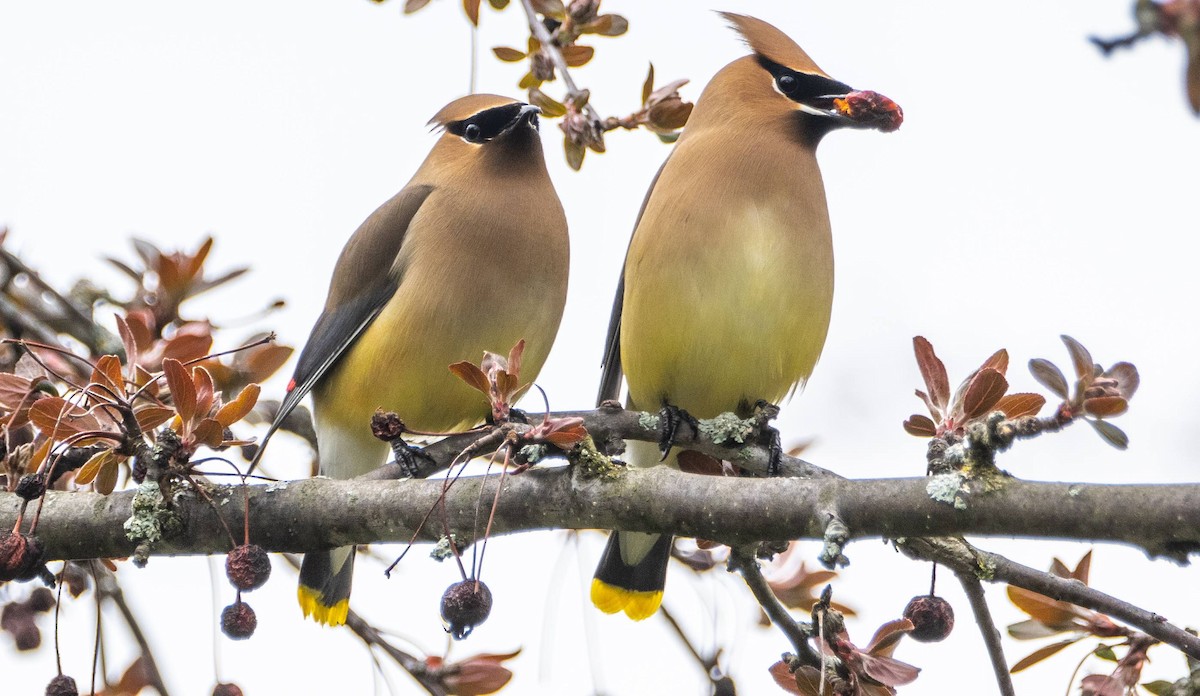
[590,532,672,620]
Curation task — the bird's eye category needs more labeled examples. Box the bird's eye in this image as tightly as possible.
[464,123,482,142]
[776,74,798,94]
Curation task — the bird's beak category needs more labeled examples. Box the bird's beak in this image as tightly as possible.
[800,89,903,133]
[517,104,541,130]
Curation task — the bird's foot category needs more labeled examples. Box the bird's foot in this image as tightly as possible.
[658,401,700,461]
[390,437,436,478]
[752,400,784,477]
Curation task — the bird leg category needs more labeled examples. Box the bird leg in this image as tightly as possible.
[752,400,784,477]
[388,436,437,478]
[658,401,700,460]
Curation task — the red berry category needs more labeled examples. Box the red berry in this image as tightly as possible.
[440,580,492,640]
[904,595,955,642]
[225,544,271,592]
[220,600,257,640]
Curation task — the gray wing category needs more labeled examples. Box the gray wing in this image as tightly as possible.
[249,184,434,472]
[595,160,669,406]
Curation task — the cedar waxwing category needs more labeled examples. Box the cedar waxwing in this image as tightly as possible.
[253,94,570,626]
[591,14,902,621]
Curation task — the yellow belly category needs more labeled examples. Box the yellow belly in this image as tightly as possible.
[621,202,833,417]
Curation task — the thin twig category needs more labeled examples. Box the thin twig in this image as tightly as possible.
[280,554,446,695]
[94,562,171,696]
[728,549,820,667]
[517,0,602,126]
[954,569,1016,696]
[898,537,1200,660]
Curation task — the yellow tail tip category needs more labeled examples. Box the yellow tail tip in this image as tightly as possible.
[590,578,662,621]
[298,585,349,627]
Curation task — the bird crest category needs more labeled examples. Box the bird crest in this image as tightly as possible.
[720,12,828,77]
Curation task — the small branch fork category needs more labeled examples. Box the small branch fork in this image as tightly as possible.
[518,0,602,128]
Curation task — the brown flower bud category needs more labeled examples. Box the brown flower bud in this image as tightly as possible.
[0,532,45,582]
[371,410,406,441]
[212,683,244,696]
[903,595,955,642]
[225,544,271,592]
[531,51,555,83]
[220,600,257,640]
[45,674,79,696]
[441,579,493,640]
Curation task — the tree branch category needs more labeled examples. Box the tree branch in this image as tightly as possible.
[8,470,1199,563]
[899,537,1200,660]
[954,569,1015,696]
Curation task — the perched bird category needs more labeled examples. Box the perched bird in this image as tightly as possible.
[254,94,570,626]
[591,13,902,621]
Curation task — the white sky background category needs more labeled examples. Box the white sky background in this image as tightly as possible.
[2,0,1198,694]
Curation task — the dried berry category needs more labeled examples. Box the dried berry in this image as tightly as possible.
[220,600,257,640]
[903,594,955,642]
[15,474,46,501]
[212,683,244,696]
[45,674,79,696]
[0,532,46,582]
[225,544,271,592]
[440,579,493,640]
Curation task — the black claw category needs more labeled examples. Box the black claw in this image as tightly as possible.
[752,400,784,477]
[658,401,700,461]
[766,427,783,477]
[389,437,436,478]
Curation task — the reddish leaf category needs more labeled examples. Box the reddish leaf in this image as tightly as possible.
[959,368,1008,420]
[994,393,1045,419]
[1061,335,1096,381]
[560,44,595,67]
[1102,362,1139,400]
[493,46,527,62]
[979,348,1009,376]
[506,340,524,380]
[526,88,566,117]
[866,618,914,657]
[114,314,140,379]
[0,373,35,411]
[1007,585,1082,628]
[192,418,225,448]
[1083,396,1127,418]
[95,456,119,495]
[1010,639,1080,673]
[162,359,197,426]
[586,14,629,36]
[244,343,293,383]
[1007,619,1067,640]
[90,354,126,399]
[530,0,564,17]
[1088,419,1129,450]
[1029,358,1069,399]
[912,337,950,414]
[161,331,213,364]
[768,661,807,695]
[75,450,114,486]
[463,0,481,25]
[641,63,655,105]
[193,366,216,419]
[1071,550,1092,584]
[29,397,103,439]
[216,384,260,428]
[135,405,175,431]
[858,651,920,687]
[902,414,936,437]
[448,361,490,396]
